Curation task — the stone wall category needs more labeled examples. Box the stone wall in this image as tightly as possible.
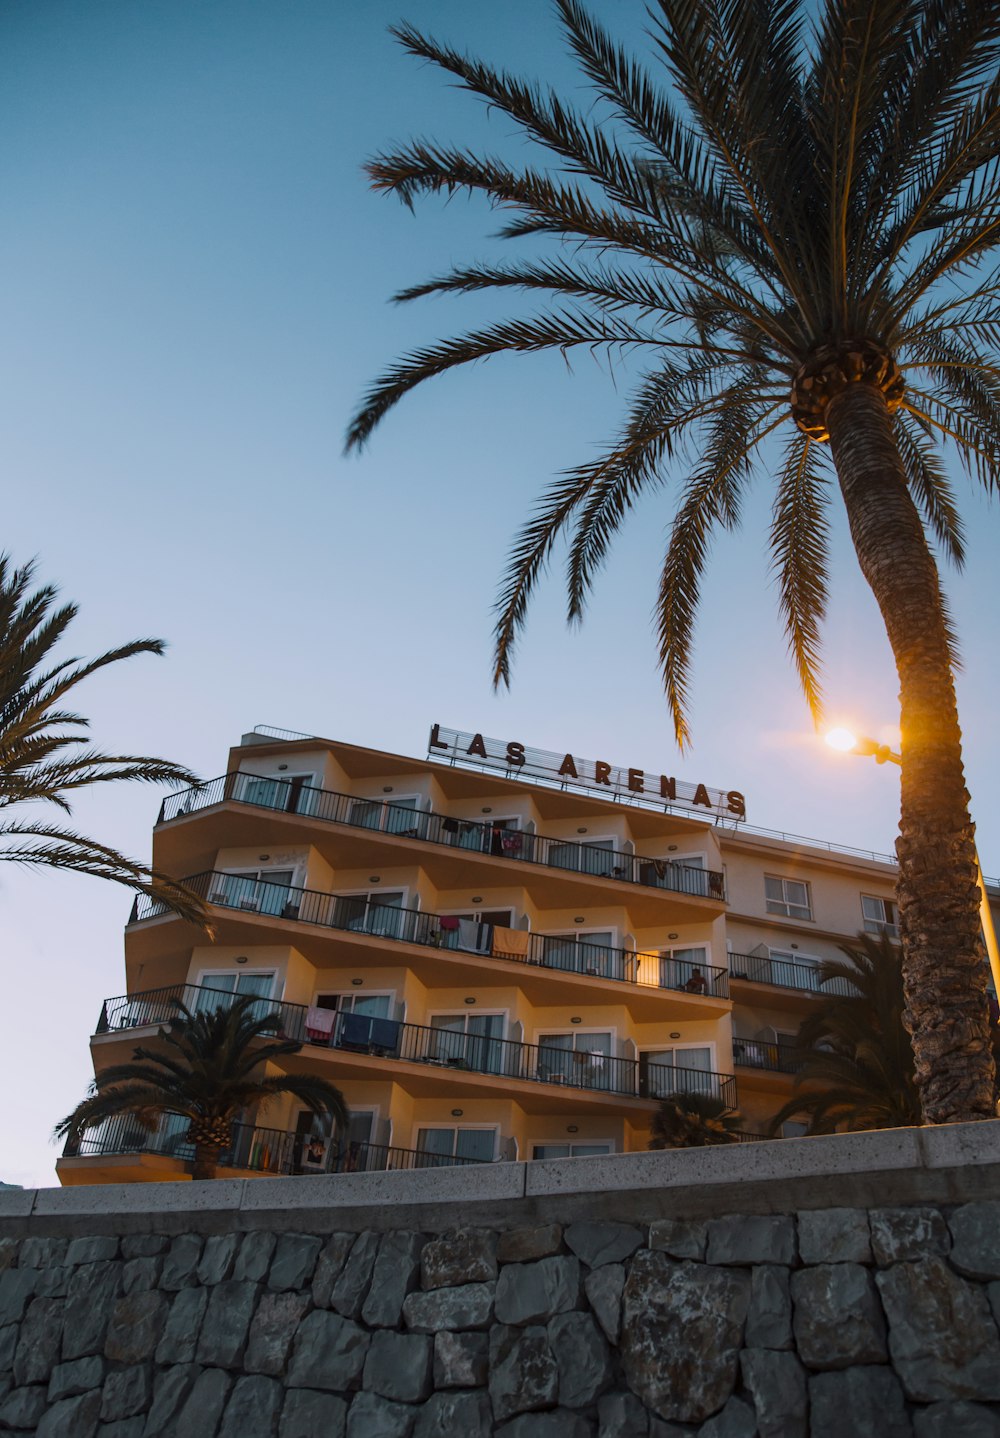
[3,1125,1000,1436]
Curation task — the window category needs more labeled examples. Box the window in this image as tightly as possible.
[536,1030,612,1088]
[768,949,821,992]
[665,853,705,869]
[415,1127,497,1164]
[349,794,422,836]
[210,869,295,916]
[195,970,277,1022]
[541,931,617,977]
[427,1013,505,1074]
[640,1046,714,1099]
[331,890,407,939]
[765,875,813,920]
[548,837,617,876]
[315,992,392,1019]
[862,894,898,938]
[658,946,711,992]
[782,1120,809,1139]
[532,1142,613,1160]
[437,908,513,952]
[235,772,316,815]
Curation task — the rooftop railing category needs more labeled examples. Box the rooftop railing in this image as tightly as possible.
[130,870,730,1001]
[728,952,855,998]
[61,1115,489,1176]
[159,772,726,902]
[95,982,738,1108]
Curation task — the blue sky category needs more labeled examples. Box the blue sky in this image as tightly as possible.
[2,0,998,1186]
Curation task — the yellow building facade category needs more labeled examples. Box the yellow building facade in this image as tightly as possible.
[56,725,998,1185]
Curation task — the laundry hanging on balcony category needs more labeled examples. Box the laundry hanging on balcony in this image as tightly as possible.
[491,926,530,959]
[305,1006,336,1042]
[457,918,491,953]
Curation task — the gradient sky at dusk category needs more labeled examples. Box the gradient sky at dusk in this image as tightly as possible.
[2,0,998,1186]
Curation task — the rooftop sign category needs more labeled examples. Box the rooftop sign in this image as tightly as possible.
[427,724,745,821]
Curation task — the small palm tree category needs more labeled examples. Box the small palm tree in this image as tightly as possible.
[0,555,206,925]
[648,1090,743,1148]
[769,934,922,1134]
[348,1,1000,1124]
[55,995,349,1180]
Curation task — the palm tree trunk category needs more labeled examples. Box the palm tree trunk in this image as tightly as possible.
[191,1142,219,1181]
[826,382,994,1124]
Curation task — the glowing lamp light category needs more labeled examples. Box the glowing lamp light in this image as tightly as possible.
[825,727,858,753]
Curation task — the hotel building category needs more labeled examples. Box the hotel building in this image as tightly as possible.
[57,724,999,1185]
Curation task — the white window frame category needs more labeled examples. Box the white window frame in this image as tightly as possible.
[427,1007,509,1036]
[237,771,318,812]
[767,948,823,992]
[411,1123,500,1162]
[533,1024,617,1049]
[439,906,515,926]
[335,884,410,907]
[660,851,707,868]
[544,925,618,944]
[531,1139,616,1159]
[348,792,423,835]
[639,1040,717,1070]
[547,833,619,873]
[765,874,813,920]
[861,893,898,937]
[313,989,396,1016]
[195,968,280,1000]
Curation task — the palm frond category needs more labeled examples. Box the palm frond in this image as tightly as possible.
[769,431,831,721]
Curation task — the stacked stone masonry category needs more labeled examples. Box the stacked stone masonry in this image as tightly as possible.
[2,1202,1000,1436]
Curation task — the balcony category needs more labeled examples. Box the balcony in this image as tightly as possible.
[728,952,855,998]
[158,773,726,904]
[60,1114,491,1176]
[95,982,738,1108]
[732,1037,803,1075]
[130,870,730,1003]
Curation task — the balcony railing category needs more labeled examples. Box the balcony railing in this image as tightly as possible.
[159,773,726,902]
[728,952,855,997]
[130,870,730,1001]
[732,1037,804,1075]
[96,982,738,1107]
[61,1115,490,1176]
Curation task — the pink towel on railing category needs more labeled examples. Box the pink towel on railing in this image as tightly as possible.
[305,1006,335,1041]
[438,915,460,931]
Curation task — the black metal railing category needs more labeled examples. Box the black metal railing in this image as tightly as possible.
[63,1114,297,1175]
[130,870,730,1001]
[159,772,726,902]
[728,952,855,997]
[62,1116,491,1176]
[732,1037,804,1074]
[95,982,738,1107]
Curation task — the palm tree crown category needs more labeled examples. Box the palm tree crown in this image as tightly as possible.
[55,995,349,1180]
[648,1090,743,1148]
[349,1,1000,1125]
[769,934,922,1134]
[0,555,206,925]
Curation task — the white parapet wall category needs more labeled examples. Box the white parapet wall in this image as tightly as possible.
[3,1121,999,1238]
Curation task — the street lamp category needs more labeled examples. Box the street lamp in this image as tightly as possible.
[824,728,1000,1010]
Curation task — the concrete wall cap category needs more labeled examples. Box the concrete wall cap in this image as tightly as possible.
[239,1163,525,1215]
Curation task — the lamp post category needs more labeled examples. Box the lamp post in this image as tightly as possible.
[825,728,1000,1011]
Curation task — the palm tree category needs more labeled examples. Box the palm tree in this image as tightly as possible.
[648,1090,743,1148]
[347,1,1000,1123]
[770,934,923,1133]
[0,555,207,925]
[55,995,349,1180]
